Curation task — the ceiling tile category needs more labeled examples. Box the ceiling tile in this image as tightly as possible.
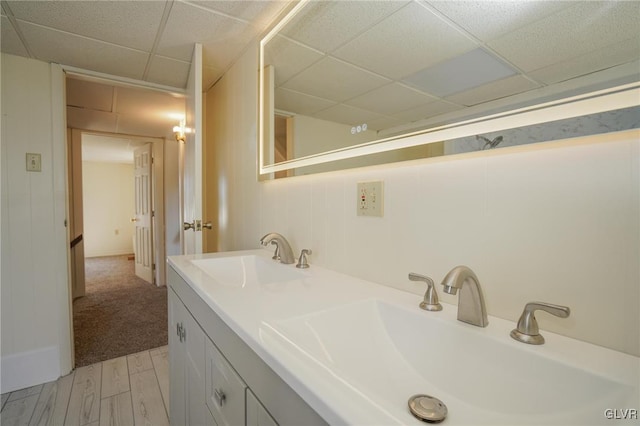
[21,22,148,80]
[116,113,174,138]
[275,88,336,115]
[281,0,409,53]
[264,35,324,86]
[345,83,438,116]
[67,106,118,133]
[114,86,184,118]
[445,75,541,107]
[1,16,28,57]
[146,55,191,89]
[157,1,255,68]
[363,115,406,132]
[427,1,574,42]
[6,1,165,52]
[333,2,477,80]
[313,104,386,127]
[66,78,114,112]
[282,57,390,103]
[190,0,289,27]
[488,2,640,72]
[392,100,463,123]
[403,48,518,97]
[528,37,640,85]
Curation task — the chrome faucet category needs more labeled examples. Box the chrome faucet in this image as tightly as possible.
[259,233,295,264]
[441,266,488,327]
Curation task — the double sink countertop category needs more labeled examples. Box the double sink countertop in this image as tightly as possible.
[168,249,639,426]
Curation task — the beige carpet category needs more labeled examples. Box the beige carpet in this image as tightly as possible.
[73,255,167,367]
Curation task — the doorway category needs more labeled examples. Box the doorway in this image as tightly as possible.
[65,73,184,366]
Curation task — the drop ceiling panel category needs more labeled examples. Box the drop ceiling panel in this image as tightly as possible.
[333,2,477,80]
[528,37,640,85]
[282,57,390,103]
[282,0,408,53]
[6,0,165,51]
[488,2,640,72]
[426,1,575,42]
[157,1,255,65]
[313,103,386,127]
[66,78,114,112]
[21,22,148,80]
[114,86,184,117]
[275,88,336,115]
[392,100,463,123]
[116,113,173,138]
[265,35,324,86]
[345,83,438,116]
[444,75,541,107]
[1,16,28,57]
[363,115,405,132]
[66,106,118,133]
[146,55,191,89]
[403,48,518,97]
[191,0,287,27]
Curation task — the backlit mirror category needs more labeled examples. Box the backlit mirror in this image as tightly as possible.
[260,0,640,178]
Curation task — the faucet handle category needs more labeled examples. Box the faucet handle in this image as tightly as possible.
[296,249,312,269]
[510,301,570,345]
[409,273,442,312]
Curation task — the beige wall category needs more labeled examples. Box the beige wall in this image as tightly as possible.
[1,54,71,392]
[207,44,639,356]
[82,161,135,257]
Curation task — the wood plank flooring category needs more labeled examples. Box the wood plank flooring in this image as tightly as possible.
[1,346,169,426]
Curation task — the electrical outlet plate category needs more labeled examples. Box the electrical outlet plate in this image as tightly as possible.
[357,181,384,217]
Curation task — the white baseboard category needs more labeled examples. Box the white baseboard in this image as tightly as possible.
[1,346,61,393]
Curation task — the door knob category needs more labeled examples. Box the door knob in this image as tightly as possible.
[130,217,138,222]
[203,222,213,230]
[183,221,195,231]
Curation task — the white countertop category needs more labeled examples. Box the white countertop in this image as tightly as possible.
[168,249,639,426]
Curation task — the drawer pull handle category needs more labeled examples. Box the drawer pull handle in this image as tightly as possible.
[214,388,226,406]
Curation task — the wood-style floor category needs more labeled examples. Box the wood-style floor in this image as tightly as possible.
[0,346,169,426]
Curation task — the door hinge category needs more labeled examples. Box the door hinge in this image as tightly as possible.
[151,156,154,164]
[152,263,156,271]
[152,210,155,218]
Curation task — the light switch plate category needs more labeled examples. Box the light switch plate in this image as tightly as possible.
[357,181,384,217]
[26,153,41,172]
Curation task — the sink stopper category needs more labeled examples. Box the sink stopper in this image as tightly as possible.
[408,394,448,423]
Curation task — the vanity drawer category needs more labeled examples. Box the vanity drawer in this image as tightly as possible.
[206,339,247,426]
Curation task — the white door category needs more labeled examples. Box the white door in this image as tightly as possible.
[134,143,153,283]
[182,43,204,255]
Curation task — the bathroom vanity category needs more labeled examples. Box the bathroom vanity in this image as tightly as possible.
[168,249,639,425]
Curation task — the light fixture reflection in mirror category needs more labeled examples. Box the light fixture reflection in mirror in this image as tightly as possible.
[259,0,640,178]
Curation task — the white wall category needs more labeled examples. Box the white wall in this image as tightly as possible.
[1,54,72,392]
[208,45,639,356]
[82,161,135,257]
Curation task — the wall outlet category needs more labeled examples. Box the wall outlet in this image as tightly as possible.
[357,181,384,217]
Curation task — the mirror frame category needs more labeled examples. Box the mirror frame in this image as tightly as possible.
[259,0,640,177]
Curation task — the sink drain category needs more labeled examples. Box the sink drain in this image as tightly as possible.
[408,394,448,423]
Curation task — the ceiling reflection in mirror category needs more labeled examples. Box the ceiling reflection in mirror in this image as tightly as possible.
[260,0,640,177]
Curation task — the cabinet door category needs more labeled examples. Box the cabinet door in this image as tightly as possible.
[206,339,247,426]
[246,389,279,426]
[185,307,210,425]
[169,289,186,425]
[170,288,212,425]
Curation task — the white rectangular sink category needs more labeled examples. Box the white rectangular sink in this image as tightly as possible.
[262,298,638,425]
[191,255,305,288]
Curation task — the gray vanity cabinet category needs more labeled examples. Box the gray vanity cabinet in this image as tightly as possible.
[168,265,327,426]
